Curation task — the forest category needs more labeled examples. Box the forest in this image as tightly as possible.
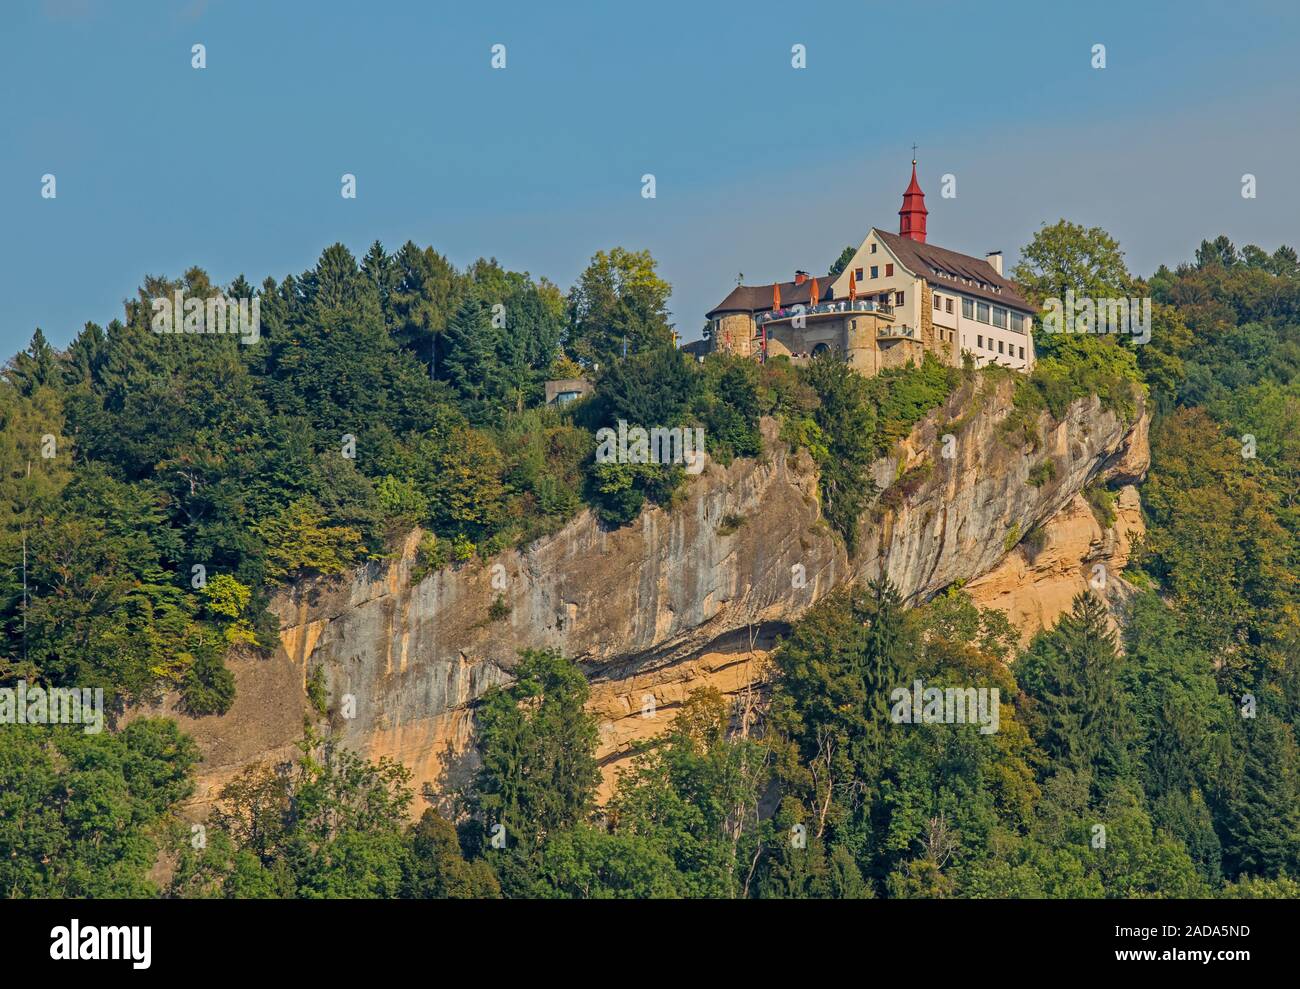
[1,224,1298,898]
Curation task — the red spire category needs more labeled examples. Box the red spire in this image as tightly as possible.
[898,159,928,243]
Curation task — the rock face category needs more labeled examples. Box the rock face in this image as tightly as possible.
[966,486,1144,644]
[160,375,1149,814]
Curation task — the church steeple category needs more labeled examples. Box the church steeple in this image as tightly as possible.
[898,156,928,243]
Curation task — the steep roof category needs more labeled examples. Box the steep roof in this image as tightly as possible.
[706,274,835,319]
[706,233,1035,318]
[874,230,1033,312]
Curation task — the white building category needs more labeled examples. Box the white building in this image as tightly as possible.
[707,161,1035,373]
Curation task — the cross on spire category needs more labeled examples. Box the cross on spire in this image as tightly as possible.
[911,142,918,164]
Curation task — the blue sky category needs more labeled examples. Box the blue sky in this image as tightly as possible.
[3,0,1299,356]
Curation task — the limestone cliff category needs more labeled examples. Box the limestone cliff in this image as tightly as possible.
[151,374,1149,813]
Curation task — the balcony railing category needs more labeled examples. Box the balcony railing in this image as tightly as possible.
[755,298,893,328]
[877,324,917,340]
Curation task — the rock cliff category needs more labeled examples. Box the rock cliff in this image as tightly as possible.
[152,374,1149,813]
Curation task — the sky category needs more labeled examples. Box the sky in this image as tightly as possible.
[3,0,1299,357]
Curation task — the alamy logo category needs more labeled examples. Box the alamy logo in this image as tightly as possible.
[151,290,260,344]
[50,920,151,969]
[889,679,1001,734]
[595,420,706,475]
[0,680,104,734]
[1040,290,1151,344]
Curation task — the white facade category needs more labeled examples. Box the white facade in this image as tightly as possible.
[933,286,1034,370]
[831,228,1034,371]
[830,230,924,332]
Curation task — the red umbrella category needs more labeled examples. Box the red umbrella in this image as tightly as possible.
[773,283,781,311]
[809,277,820,308]
[848,269,857,302]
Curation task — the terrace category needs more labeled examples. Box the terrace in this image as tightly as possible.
[754,297,894,328]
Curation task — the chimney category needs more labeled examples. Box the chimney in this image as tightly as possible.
[794,271,808,285]
[985,251,1003,276]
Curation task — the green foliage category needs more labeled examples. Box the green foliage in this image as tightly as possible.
[607,689,772,898]
[461,649,600,891]
[565,248,676,366]
[794,353,956,550]
[403,809,501,899]
[1024,334,1145,421]
[717,513,745,536]
[1012,219,1133,310]
[1003,522,1021,553]
[1017,594,1136,790]
[7,224,1300,901]
[254,497,364,583]
[306,665,328,716]
[0,720,199,897]
[828,246,857,279]
[1027,459,1056,488]
[202,574,258,646]
[1083,483,1116,528]
[170,732,415,898]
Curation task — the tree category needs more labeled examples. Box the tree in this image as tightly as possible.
[6,329,60,397]
[566,248,675,365]
[1012,219,1132,308]
[171,733,414,898]
[253,497,363,582]
[1195,235,1239,270]
[799,357,878,551]
[1218,715,1300,879]
[828,245,856,279]
[463,649,600,884]
[1016,593,1137,794]
[403,809,501,898]
[609,689,772,898]
[1,720,199,898]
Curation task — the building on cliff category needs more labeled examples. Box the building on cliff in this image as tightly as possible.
[704,161,1036,375]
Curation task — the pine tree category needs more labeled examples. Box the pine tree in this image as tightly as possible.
[1017,593,1136,793]
[1219,715,1300,879]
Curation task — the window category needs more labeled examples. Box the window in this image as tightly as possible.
[885,263,894,276]
[854,267,863,281]
[933,291,941,307]
[946,298,953,313]
[870,243,878,254]
[1019,346,1025,360]
[1009,313,1021,333]
[977,302,990,323]
[895,291,904,305]
[870,265,879,279]
[962,298,974,319]
[998,340,1005,354]
[993,307,1007,328]
[977,334,984,349]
